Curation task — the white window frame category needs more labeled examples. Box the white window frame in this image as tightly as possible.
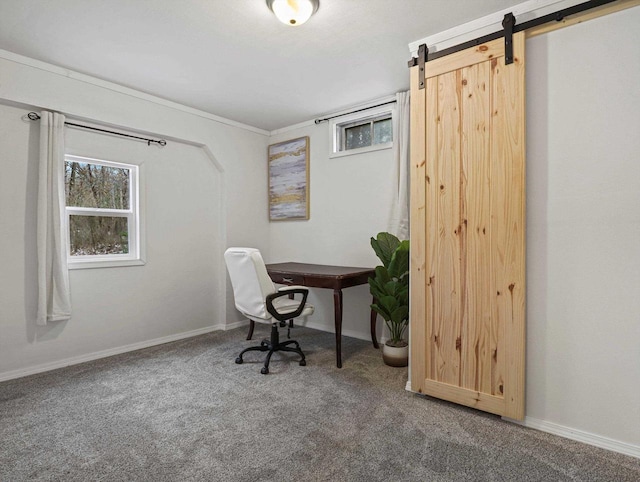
[65,155,145,269]
[329,104,394,158]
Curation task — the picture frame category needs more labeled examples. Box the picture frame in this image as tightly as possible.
[268,136,310,221]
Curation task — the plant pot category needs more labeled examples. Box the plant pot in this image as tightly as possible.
[382,342,408,367]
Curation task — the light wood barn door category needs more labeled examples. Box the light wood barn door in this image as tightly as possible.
[409,32,526,420]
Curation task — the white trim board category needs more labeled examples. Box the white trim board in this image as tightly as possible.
[231,318,384,345]
[0,325,222,383]
[511,416,640,460]
[0,318,375,383]
[404,382,639,459]
[301,319,385,345]
[225,318,385,349]
[223,319,251,331]
[0,49,269,136]
[408,0,585,56]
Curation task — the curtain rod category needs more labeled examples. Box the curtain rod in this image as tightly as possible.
[27,112,167,147]
[314,100,397,125]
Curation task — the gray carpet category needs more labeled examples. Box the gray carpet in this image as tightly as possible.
[1,326,638,482]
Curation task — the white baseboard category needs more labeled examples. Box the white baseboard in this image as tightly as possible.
[510,416,640,459]
[1,315,374,384]
[221,314,384,345]
[0,324,223,383]
[301,319,381,344]
[222,319,250,331]
[406,380,638,459]
[235,318,377,339]
[222,317,379,344]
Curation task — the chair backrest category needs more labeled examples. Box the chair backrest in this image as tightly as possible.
[224,247,276,321]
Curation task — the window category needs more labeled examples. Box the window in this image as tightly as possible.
[330,104,393,157]
[64,155,143,268]
[340,114,392,151]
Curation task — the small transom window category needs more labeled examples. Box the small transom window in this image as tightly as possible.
[330,104,393,157]
[340,114,392,151]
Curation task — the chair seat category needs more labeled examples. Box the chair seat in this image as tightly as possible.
[272,297,314,317]
[241,296,314,325]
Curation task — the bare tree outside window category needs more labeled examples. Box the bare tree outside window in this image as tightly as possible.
[66,162,129,209]
[65,160,132,256]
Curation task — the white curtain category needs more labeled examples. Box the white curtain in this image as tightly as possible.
[37,111,71,325]
[388,90,410,240]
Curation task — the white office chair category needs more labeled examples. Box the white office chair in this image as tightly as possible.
[224,247,313,374]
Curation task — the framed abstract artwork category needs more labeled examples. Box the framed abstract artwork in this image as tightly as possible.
[268,136,310,221]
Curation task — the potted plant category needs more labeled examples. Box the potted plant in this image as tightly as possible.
[368,232,410,367]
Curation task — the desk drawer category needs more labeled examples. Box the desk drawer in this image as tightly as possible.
[271,274,305,285]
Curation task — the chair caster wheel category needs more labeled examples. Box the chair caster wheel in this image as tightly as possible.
[235,357,243,364]
[299,360,306,366]
[260,367,269,375]
[260,340,268,347]
[279,321,286,327]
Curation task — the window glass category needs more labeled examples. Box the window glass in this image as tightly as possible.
[373,118,392,145]
[65,161,130,209]
[345,123,372,150]
[69,215,129,256]
[64,155,139,265]
[335,111,393,154]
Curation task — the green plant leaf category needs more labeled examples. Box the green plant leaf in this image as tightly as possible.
[397,287,409,306]
[371,304,390,321]
[378,295,398,314]
[371,232,400,268]
[368,266,392,300]
[390,305,409,325]
[384,280,398,296]
[368,280,385,300]
[374,266,390,284]
[388,240,410,279]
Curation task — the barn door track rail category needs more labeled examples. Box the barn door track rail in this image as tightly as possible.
[408,0,621,88]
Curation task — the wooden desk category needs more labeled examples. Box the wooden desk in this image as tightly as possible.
[266,262,379,368]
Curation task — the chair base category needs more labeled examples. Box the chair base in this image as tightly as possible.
[246,319,294,340]
[236,323,306,374]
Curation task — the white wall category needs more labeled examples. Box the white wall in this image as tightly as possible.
[0,54,268,378]
[268,121,397,342]
[525,8,640,449]
[269,5,640,455]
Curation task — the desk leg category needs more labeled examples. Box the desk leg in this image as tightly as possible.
[333,289,343,368]
[246,320,255,340]
[370,296,379,349]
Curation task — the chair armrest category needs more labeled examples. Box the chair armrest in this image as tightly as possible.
[265,289,309,322]
[277,285,308,292]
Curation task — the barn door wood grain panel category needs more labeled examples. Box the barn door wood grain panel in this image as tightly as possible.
[410,32,525,420]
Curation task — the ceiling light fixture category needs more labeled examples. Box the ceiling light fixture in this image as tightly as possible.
[266,0,319,26]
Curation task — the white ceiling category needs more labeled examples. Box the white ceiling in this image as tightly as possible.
[0,0,520,131]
